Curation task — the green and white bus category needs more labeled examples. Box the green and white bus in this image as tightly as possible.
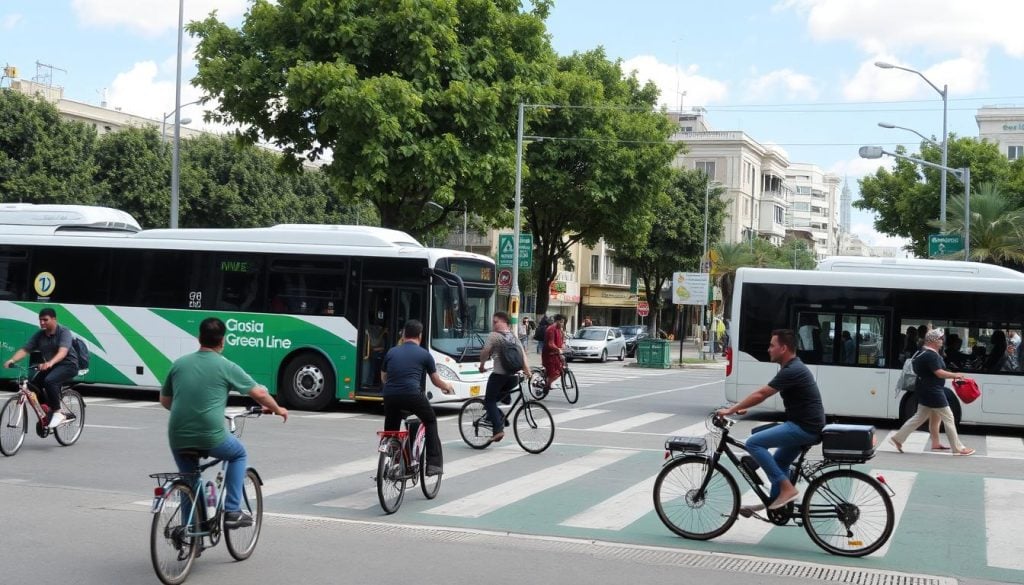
[0,204,495,410]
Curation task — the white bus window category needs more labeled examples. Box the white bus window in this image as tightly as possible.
[214,255,263,312]
[0,249,28,301]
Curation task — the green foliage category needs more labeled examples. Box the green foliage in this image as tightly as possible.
[188,0,554,239]
[0,90,99,204]
[928,182,1024,265]
[523,48,681,315]
[93,126,171,228]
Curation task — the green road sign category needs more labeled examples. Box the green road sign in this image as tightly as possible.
[498,233,533,268]
[928,233,964,258]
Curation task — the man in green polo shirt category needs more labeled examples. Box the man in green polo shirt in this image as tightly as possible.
[160,317,288,529]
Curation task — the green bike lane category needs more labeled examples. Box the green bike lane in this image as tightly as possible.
[267,439,1024,584]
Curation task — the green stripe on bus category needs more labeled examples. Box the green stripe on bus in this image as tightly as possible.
[97,306,173,381]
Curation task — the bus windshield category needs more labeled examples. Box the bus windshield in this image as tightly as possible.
[429,283,493,361]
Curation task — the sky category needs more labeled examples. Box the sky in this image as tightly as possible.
[3,0,1024,249]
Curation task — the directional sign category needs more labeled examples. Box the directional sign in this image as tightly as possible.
[637,301,650,317]
[497,233,533,268]
[928,233,964,258]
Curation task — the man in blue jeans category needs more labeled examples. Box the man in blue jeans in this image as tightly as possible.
[717,328,825,511]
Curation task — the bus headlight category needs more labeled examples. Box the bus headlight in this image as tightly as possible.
[435,364,460,381]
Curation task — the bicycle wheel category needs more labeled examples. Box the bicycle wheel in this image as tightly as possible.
[528,369,547,400]
[0,396,27,456]
[419,447,441,499]
[653,456,739,540]
[512,401,554,454]
[54,389,85,446]
[561,369,579,404]
[458,397,492,449]
[802,469,894,557]
[224,468,263,560]
[150,482,198,585]
[376,438,406,514]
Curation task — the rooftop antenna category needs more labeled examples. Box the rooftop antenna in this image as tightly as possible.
[33,61,67,88]
[97,87,108,108]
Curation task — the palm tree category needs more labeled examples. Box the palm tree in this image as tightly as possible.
[711,242,753,319]
[930,183,1024,265]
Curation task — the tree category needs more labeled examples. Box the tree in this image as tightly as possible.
[930,182,1024,266]
[188,0,555,239]
[711,242,752,320]
[856,137,1012,256]
[0,90,99,204]
[522,48,680,316]
[93,126,171,228]
[778,238,817,269]
[613,168,725,335]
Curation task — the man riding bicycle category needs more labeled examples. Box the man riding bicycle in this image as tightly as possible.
[381,319,454,476]
[716,328,825,511]
[160,317,288,529]
[4,307,80,429]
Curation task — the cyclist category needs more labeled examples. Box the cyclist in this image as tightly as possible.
[3,307,80,428]
[478,311,531,443]
[382,319,454,476]
[716,328,825,511]
[159,317,288,529]
[540,314,566,393]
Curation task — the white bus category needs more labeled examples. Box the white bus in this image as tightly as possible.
[0,204,495,410]
[724,258,1024,427]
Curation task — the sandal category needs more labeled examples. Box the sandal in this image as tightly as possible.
[888,437,903,453]
[930,445,951,451]
[955,447,975,456]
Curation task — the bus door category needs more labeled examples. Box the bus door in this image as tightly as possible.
[813,310,892,419]
[357,285,427,395]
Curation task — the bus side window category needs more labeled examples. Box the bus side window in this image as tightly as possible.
[0,249,28,301]
[214,256,263,312]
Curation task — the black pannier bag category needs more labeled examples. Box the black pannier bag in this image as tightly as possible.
[821,423,876,463]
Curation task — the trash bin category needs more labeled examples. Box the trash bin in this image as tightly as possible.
[637,339,671,368]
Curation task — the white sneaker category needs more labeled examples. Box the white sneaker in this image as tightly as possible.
[47,411,67,429]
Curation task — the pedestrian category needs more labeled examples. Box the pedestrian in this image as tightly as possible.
[889,328,975,456]
[517,317,530,348]
[583,315,593,328]
[534,315,550,354]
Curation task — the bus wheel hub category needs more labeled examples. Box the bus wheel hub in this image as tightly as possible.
[293,365,324,399]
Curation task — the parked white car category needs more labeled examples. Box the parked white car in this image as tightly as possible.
[566,326,626,362]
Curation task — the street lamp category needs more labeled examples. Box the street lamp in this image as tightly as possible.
[859,145,970,259]
[875,61,948,230]
[161,112,192,140]
[877,122,939,148]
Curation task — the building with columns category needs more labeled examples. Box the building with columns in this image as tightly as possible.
[976,106,1024,160]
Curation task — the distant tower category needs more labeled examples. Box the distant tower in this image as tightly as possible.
[840,177,852,234]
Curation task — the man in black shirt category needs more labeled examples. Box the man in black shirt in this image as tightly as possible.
[717,329,825,511]
[381,320,454,476]
[4,307,80,428]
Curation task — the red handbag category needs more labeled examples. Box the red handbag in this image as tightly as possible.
[953,379,981,404]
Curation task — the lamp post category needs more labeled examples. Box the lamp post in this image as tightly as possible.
[877,122,940,147]
[859,145,970,259]
[875,61,948,230]
[700,177,719,360]
[170,0,185,229]
[161,112,192,140]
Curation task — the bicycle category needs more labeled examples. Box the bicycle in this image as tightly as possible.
[528,350,578,404]
[652,414,895,558]
[0,364,85,456]
[149,406,266,585]
[458,373,554,454]
[375,414,442,514]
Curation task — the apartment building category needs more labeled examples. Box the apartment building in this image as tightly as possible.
[579,239,636,327]
[670,108,792,246]
[976,106,1024,160]
[785,162,841,258]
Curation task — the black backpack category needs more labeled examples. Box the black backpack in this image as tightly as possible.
[71,336,89,370]
[498,333,524,372]
[534,320,549,342]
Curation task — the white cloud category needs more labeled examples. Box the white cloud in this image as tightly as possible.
[1,13,23,30]
[106,61,219,134]
[779,0,1024,57]
[620,55,729,109]
[747,68,819,101]
[71,0,247,37]
[841,53,988,101]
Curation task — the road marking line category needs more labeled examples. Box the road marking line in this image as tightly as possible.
[985,435,1024,459]
[878,430,928,453]
[560,475,655,530]
[717,488,773,544]
[316,447,528,510]
[869,469,916,557]
[664,421,709,437]
[300,412,362,420]
[985,477,1024,570]
[424,448,633,518]
[586,412,674,433]
[551,409,608,424]
[587,380,721,409]
[82,397,115,404]
[106,401,162,409]
[86,424,141,430]
[263,457,379,497]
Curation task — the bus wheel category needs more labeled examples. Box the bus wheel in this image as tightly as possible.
[280,354,335,411]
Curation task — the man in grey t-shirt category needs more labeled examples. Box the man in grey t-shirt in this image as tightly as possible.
[4,307,80,428]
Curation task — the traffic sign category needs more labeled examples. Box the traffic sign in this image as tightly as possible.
[928,233,964,258]
[497,233,533,268]
[637,301,650,317]
[672,272,709,306]
[497,268,512,294]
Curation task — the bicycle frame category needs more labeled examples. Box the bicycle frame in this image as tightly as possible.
[377,417,427,479]
[12,368,49,427]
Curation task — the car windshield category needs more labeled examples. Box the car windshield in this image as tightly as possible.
[574,328,608,340]
[620,326,644,335]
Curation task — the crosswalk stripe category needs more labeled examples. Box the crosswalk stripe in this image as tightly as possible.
[878,430,929,453]
[301,412,362,420]
[664,422,708,438]
[424,448,633,518]
[560,475,655,530]
[985,477,1024,570]
[587,412,674,433]
[551,409,608,424]
[316,447,528,510]
[82,397,115,404]
[263,456,379,497]
[985,435,1024,459]
[869,469,916,557]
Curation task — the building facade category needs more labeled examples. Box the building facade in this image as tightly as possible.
[579,239,637,328]
[784,162,841,258]
[976,106,1024,160]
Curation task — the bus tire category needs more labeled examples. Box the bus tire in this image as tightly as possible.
[279,353,335,411]
[898,390,962,429]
